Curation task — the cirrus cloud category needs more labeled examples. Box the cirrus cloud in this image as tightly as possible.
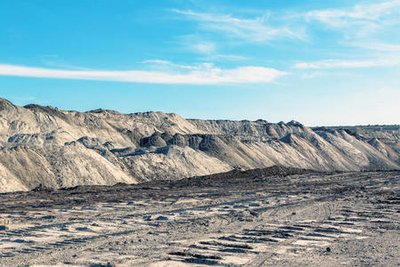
[304,0,400,35]
[173,9,306,43]
[294,58,400,69]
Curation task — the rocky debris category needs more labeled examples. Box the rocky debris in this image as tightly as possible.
[0,98,17,112]
[140,132,167,147]
[0,97,399,193]
[32,184,53,192]
[88,263,114,267]
[0,170,399,266]
[155,216,169,221]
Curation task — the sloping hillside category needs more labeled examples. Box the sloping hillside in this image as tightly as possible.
[0,98,399,192]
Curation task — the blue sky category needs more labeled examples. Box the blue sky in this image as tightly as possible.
[0,0,400,126]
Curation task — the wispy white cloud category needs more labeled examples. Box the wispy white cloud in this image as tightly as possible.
[191,42,216,54]
[140,59,195,70]
[347,41,400,52]
[173,9,306,42]
[202,54,249,62]
[305,0,400,34]
[0,63,285,84]
[177,35,218,55]
[292,1,400,72]
[176,34,248,62]
[141,59,175,65]
[294,58,400,69]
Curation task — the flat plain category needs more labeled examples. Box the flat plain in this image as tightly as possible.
[0,167,399,266]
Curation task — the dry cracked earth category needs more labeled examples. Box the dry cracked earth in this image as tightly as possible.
[0,167,399,266]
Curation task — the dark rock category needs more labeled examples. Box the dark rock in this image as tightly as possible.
[155,216,169,221]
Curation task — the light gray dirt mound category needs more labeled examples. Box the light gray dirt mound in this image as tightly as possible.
[0,97,399,192]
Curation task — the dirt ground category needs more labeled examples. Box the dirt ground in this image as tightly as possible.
[0,167,399,266]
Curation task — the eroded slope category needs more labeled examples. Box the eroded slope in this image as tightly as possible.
[0,98,399,192]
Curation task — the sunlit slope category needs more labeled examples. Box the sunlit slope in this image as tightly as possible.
[0,98,399,192]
